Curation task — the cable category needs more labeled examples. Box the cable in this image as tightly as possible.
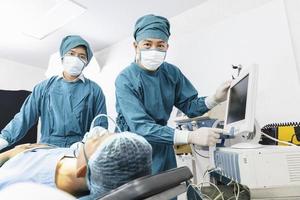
[213,193,224,200]
[203,168,220,180]
[235,182,240,200]
[260,131,297,146]
[227,190,245,200]
[187,183,213,200]
[193,144,210,158]
[197,181,224,200]
[226,179,234,186]
[201,167,222,198]
[90,114,121,133]
[186,184,201,200]
[202,168,210,180]
[201,193,214,200]
[194,168,249,200]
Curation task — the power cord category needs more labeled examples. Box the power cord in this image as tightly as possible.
[196,168,224,200]
[187,183,213,200]
[260,131,297,146]
[193,144,210,158]
[197,181,224,200]
[188,174,249,200]
[234,182,240,200]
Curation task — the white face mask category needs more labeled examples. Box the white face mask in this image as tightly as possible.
[62,55,85,76]
[138,49,166,71]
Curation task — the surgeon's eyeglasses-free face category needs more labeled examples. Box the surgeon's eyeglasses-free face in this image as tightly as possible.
[136,39,168,51]
[65,49,88,65]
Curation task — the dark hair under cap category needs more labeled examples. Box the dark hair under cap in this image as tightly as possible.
[60,35,93,65]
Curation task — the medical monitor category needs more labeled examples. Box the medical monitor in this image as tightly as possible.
[224,65,259,144]
[226,75,248,124]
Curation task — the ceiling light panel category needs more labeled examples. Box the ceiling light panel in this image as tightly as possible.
[23,0,86,40]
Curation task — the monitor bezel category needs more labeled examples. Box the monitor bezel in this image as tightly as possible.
[224,65,258,141]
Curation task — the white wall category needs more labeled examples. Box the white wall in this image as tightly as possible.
[0,58,46,140]
[94,38,134,123]
[0,58,46,91]
[94,0,300,128]
[284,0,300,81]
[168,0,300,125]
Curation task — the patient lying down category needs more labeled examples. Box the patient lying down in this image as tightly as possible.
[0,129,152,199]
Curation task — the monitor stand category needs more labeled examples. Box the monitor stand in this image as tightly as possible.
[210,120,263,169]
[229,119,263,149]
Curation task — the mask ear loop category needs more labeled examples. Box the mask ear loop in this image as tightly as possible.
[89,114,121,133]
[82,142,91,188]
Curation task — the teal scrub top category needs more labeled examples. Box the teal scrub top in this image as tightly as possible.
[115,62,209,174]
[0,76,108,147]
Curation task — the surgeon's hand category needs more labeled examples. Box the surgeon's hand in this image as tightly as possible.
[213,80,231,103]
[205,81,231,109]
[188,127,223,146]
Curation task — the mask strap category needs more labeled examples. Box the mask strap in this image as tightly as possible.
[85,114,121,187]
[89,114,121,133]
[83,142,91,187]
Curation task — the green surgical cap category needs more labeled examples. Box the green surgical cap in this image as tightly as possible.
[134,14,170,42]
[60,35,93,64]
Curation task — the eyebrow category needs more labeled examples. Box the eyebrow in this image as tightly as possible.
[69,49,87,56]
[142,40,152,43]
[142,40,166,45]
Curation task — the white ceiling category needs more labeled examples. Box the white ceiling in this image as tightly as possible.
[0,0,207,69]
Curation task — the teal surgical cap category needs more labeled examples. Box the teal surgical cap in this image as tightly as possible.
[59,35,93,64]
[80,132,152,200]
[134,14,170,42]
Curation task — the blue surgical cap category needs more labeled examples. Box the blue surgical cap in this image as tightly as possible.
[59,35,93,64]
[80,132,152,200]
[134,14,170,42]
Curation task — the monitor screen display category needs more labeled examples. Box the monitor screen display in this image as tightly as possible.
[226,75,249,124]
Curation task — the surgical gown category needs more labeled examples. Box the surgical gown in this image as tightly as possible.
[0,76,108,147]
[115,62,209,174]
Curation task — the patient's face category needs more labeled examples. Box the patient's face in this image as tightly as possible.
[76,133,114,169]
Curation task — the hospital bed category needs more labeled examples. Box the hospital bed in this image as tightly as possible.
[0,166,193,200]
[99,166,193,200]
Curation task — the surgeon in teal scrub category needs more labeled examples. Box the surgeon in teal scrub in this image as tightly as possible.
[115,14,230,174]
[0,35,108,149]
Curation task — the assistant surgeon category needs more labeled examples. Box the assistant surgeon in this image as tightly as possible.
[0,35,108,149]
